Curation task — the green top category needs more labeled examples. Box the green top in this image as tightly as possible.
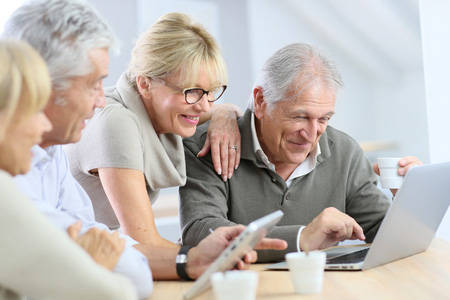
[180,109,390,262]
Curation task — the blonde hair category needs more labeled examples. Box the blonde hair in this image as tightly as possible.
[127,12,227,88]
[0,39,51,127]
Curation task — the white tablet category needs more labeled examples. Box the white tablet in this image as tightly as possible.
[183,210,284,300]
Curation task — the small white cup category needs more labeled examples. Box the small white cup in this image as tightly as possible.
[211,271,258,300]
[377,157,403,189]
[285,251,326,294]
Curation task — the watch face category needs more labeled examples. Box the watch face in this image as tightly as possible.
[176,253,188,264]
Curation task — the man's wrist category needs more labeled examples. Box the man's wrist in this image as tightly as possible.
[297,226,306,252]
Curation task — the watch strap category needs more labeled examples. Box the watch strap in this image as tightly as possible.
[176,245,193,281]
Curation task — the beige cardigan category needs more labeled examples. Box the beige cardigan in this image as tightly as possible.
[0,170,137,300]
[66,73,186,229]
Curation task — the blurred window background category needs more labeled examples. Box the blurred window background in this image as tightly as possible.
[2,0,448,242]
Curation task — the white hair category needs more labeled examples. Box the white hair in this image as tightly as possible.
[249,43,343,110]
[2,0,116,91]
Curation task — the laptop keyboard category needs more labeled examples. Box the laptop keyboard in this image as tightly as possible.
[326,248,369,264]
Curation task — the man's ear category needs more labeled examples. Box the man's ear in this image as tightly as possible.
[253,86,267,120]
[48,89,66,106]
[136,75,152,100]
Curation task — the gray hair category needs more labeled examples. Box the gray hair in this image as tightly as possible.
[2,0,116,91]
[249,43,343,110]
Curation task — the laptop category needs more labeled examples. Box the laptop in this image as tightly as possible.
[267,162,450,271]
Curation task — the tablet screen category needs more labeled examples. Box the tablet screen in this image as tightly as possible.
[183,210,284,300]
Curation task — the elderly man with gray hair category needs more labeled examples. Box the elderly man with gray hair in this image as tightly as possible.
[3,0,154,298]
[180,43,421,261]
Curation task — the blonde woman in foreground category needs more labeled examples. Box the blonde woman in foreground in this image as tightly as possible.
[0,39,137,300]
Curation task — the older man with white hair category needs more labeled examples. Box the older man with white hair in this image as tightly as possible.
[180,43,422,262]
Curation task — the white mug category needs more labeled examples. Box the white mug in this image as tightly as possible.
[211,271,258,300]
[377,157,403,189]
[285,251,326,294]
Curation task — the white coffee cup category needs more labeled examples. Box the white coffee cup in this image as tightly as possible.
[211,271,258,300]
[377,157,403,189]
[285,251,326,294]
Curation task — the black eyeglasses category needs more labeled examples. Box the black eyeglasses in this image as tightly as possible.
[155,78,227,104]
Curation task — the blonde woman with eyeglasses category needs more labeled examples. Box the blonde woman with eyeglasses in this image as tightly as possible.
[67,12,286,280]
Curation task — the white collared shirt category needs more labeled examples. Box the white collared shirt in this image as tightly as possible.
[251,113,320,251]
[14,145,153,298]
